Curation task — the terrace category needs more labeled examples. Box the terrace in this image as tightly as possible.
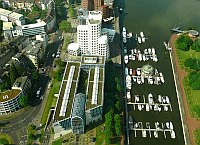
[86,68,104,110]
[54,62,80,121]
[0,89,21,102]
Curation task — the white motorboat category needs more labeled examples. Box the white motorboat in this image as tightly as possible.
[141,76,144,83]
[148,93,154,104]
[127,90,131,102]
[154,104,158,111]
[158,105,161,112]
[142,130,147,138]
[135,95,139,102]
[146,104,150,111]
[171,130,176,139]
[137,76,142,84]
[132,76,137,83]
[158,95,162,103]
[136,68,141,76]
[133,55,136,60]
[126,75,132,89]
[148,48,152,54]
[153,55,158,62]
[152,47,155,54]
[154,69,159,75]
[129,68,133,75]
[123,27,127,43]
[164,105,168,111]
[140,32,144,38]
[138,104,142,111]
[146,122,150,128]
[170,122,174,130]
[155,122,160,129]
[124,55,129,64]
[154,131,158,138]
[134,122,139,128]
[143,55,146,61]
[160,73,165,83]
[144,49,148,54]
[138,53,142,61]
[134,48,137,54]
[166,122,170,129]
[148,76,153,85]
[138,36,142,44]
[125,67,129,76]
[142,37,145,43]
[131,49,134,54]
[162,96,166,104]
[166,96,170,104]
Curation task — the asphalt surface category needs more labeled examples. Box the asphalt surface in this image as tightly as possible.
[0,30,63,145]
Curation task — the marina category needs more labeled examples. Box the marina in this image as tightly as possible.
[122,0,200,144]
[122,27,185,145]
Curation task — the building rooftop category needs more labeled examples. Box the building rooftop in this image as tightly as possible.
[12,76,28,90]
[22,21,46,30]
[0,8,12,16]
[3,22,13,31]
[81,56,105,65]
[0,89,21,103]
[68,43,79,51]
[54,62,81,121]
[86,67,104,110]
[9,12,23,19]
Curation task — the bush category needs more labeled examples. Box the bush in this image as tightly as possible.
[0,138,9,145]
[191,39,200,52]
[189,72,200,90]
[184,58,200,70]
[175,35,193,51]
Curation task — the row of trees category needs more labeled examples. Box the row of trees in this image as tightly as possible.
[175,35,200,52]
[188,72,200,90]
[105,109,122,144]
[184,58,200,71]
[59,20,72,33]
[52,58,66,81]
[103,60,123,145]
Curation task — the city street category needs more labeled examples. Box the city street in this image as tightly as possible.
[0,30,63,145]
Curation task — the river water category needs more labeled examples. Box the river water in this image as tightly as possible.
[123,0,200,145]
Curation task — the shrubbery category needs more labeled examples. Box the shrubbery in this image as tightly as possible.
[184,58,200,71]
[188,72,200,90]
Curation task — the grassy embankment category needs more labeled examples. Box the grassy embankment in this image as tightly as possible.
[175,41,200,145]
[0,133,13,144]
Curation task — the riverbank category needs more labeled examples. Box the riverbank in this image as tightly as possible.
[170,34,200,145]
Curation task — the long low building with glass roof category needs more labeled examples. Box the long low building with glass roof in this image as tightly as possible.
[53,56,105,138]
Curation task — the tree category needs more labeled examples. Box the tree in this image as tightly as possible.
[189,72,200,90]
[115,101,121,111]
[0,138,9,145]
[69,6,75,18]
[19,96,28,107]
[184,58,200,70]
[191,39,200,52]
[10,63,18,85]
[175,35,193,51]
[59,20,72,33]
[114,114,121,136]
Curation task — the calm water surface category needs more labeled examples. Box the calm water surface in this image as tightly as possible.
[124,0,200,145]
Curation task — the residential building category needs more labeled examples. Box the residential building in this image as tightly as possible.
[94,0,104,10]
[53,56,105,138]
[81,0,94,11]
[0,76,31,115]
[0,8,25,26]
[77,11,110,59]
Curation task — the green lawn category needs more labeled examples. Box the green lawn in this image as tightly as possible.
[175,38,200,144]
[0,133,13,144]
[194,129,200,145]
[41,79,61,125]
[176,48,200,71]
[52,138,62,145]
